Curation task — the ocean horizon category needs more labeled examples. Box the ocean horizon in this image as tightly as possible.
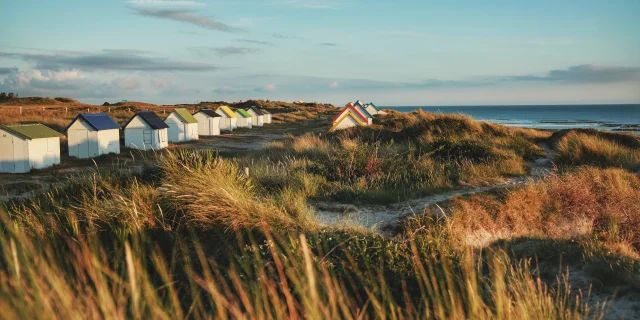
[384,104,640,132]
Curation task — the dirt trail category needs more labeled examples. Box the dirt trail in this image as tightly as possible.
[313,142,558,232]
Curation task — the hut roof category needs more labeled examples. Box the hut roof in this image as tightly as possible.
[217,106,238,118]
[332,104,366,123]
[329,112,367,132]
[65,113,120,132]
[172,108,198,124]
[197,109,221,118]
[0,123,65,140]
[247,106,264,115]
[235,109,252,118]
[125,111,169,130]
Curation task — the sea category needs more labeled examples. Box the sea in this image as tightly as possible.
[385,104,640,133]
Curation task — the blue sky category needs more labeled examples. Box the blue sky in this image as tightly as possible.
[1,0,639,105]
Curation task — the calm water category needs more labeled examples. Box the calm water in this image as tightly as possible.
[385,105,640,132]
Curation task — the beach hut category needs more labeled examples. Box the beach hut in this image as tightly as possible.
[216,106,238,131]
[0,124,64,173]
[165,108,199,142]
[235,109,253,129]
[246,106,265,126]
[193,109,221,136]
[261,109,272,124]
[350,102,374,125]
[329,104,367,132]
[365,102,383,115]
[123,111,169,151]
[66,113,120,159]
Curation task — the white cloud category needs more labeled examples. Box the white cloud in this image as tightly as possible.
[110,77,140,90]
[263,83,277,92]
[151,77,172,89]
[329,81,338,89]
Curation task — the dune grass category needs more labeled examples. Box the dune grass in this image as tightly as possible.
[0,149,601,318]
[554,130,640,172]
[258,110,549,204]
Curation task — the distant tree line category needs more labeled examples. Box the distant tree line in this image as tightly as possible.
[0,92,18,101]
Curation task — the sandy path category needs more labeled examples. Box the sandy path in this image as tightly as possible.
[312,142,558,232]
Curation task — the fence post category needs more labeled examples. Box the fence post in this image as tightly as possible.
[19,106,22,115]
[244,167,250,177]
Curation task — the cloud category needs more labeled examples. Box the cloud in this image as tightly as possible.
[508,64,640,83]
[319,43,337,46]
[150,77,172,89]
[268,0,338,9]
[0,51,218,72]
[272,33,300,40]
[329,81,338,89]
[234,39,272,46]
[190,46,261,57]
[131,7,236,32]
[0,67,18,75]
[101,49,151,55]
[263,83,277,92]
[127,0,206,6]
[0,69,123,98]
[110,77,140,90]
[379,31,435,39]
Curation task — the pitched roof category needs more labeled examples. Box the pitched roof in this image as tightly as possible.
[329,112,367,132]
[172,108,198,124]
[125,111,169,130]
[353,103,374,119]
[332,103,366,123]
[66,113,120,132]
[247,106,264,116]
[235,109,252,118]
[354,100,366,108]
[217,106,238,118]
[0,123,65,140]
[260,109,271,114]
[196,109,221,118]
[366,103,381,111]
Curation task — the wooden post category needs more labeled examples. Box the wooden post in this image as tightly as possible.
[108,108,111,113]
[19,106,22,115]
[244,167,250,177]
[87,108,90,113]
[65,107,68,113]
[42,106,45,111]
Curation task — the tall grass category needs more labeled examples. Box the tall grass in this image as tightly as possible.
[555,130,640,171]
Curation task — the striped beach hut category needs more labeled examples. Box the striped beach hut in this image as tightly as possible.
[351,101,374,125]
[66,113,121,159]
[165,108,199,142]
[216,106,238,131]
[193,109,221,136]
[0,123,64,173]
[235,109,253,129]
[329,104,368,132]
[365,102,383,115]
[123,111,169,151]
[246,106,265,126]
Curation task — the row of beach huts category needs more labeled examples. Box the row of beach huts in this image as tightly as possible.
[0,105,273,173]
[330,100,385,131]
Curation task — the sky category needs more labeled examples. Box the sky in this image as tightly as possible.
[1,0,639,105]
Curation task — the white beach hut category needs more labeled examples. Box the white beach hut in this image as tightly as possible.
[246,106,265,126]
[123,111,169,151]
[165,108,199,142]
[329,104,368,132]
[216,106,238,131]
[0,124,64,173]
[235,109,253,129]
[193,109,222,136]
[66,113,121,159]
[261,109,272,124]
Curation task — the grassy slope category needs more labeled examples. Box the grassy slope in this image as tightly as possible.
[4,111,640,318]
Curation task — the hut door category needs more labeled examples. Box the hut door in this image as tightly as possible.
[0,133,14,172]
[143,130,152,147]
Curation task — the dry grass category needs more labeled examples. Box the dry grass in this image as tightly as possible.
[406,167,640,253]
[555,130,640,171]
